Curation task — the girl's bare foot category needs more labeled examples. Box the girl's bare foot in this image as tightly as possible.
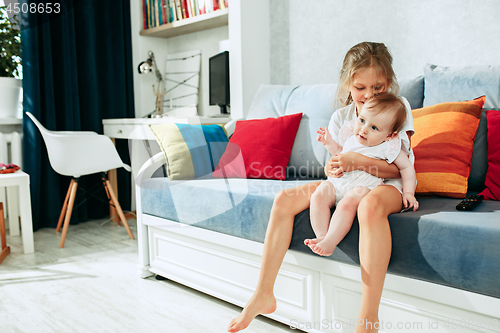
[309,239,336,256]
[227,293,277,332]
[303,236,324,246]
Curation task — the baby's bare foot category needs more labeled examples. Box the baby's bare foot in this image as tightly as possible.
[304,236,325,246]
[227,293,276,332]
[309,240,336,256]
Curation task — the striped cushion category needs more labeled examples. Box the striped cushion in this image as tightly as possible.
[149,123,228,180]
[411,96,485,198]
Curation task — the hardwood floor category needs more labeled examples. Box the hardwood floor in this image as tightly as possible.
[0,218,296,333]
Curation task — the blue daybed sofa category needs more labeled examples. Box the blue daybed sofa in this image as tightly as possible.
[135,64,500,333]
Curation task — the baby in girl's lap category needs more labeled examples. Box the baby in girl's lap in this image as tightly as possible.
[305,93,419,256]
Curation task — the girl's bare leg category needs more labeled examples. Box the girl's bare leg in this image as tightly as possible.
[228,181,321,333]
[310,186,370,256]
[305,181,336,246]
[355,185,402,333]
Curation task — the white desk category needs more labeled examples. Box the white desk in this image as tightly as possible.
[0,171,34,254]
[103,116,231,140]
[102,116,231,210]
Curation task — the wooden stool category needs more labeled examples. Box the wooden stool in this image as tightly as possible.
[0,202,11,264]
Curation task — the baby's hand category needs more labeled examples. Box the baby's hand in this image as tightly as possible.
[325,155,344,178]
[317,127,333,146]
[403,193,419,211]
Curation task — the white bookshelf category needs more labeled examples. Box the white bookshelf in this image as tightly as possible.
[140,8,228,38]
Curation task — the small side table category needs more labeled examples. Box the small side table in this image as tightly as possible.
[0,171,34,254]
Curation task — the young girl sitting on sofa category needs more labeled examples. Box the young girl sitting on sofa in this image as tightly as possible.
[229,42,416,333]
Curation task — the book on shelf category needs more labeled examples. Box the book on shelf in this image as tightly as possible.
[159,0,163,25]
[186,0,193,18]
[161,0,168,23]
[197,0,205,14]
[219,0,228,9]
[144,0,147,29]
[175,0,183,20]
[143,0,147,29]
[192,0,199,16]
[148,0,151,28]
[181,0,187,19]
[156,0,160,26]
[170,0,177,22]
[148,0,152,27]
[151,0,155,27]
[155,0,158,26]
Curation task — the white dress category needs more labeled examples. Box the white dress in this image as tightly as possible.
[326,97,415,203]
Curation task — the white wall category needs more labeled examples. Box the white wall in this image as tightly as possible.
[270,0,289,85]
[271,0,500,85]
[229,0,270,119]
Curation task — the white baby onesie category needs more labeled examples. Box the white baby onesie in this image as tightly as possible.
[328,120,402,203]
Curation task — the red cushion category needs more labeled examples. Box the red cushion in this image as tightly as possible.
[479,110,500,200]
[213,113,302,180]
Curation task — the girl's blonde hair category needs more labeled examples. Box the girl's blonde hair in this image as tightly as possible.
[336,42,399,108]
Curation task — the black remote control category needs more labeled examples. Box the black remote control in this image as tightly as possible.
[456,194,484,211]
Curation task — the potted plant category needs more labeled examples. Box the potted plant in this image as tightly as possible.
[0,6,22,118]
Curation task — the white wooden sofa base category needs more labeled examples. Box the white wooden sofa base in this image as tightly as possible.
[138,214,498,333]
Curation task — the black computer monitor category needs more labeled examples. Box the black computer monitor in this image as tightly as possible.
[209,51,230,114]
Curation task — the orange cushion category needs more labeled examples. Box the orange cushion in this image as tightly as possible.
[411,96,485,198]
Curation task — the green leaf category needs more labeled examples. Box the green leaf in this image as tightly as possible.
[0,6,22,78]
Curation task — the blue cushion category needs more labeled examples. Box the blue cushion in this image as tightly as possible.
[399,75,424,109]
[149,123,228,180]
[247,84,337,178]
[285,85,337,175]
[141,177,319,242]
[423,64,500,109]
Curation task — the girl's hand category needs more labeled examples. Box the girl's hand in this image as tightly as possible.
[332,152,362,173]
[403,193,419,211]
[327,152,401,179]
[317,127,333,146]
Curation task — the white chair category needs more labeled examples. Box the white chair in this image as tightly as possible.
[25,112,134,248]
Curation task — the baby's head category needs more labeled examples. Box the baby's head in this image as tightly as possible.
[354,92,406,147]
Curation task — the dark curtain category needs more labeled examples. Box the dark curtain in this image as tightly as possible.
[21,0,135,231]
